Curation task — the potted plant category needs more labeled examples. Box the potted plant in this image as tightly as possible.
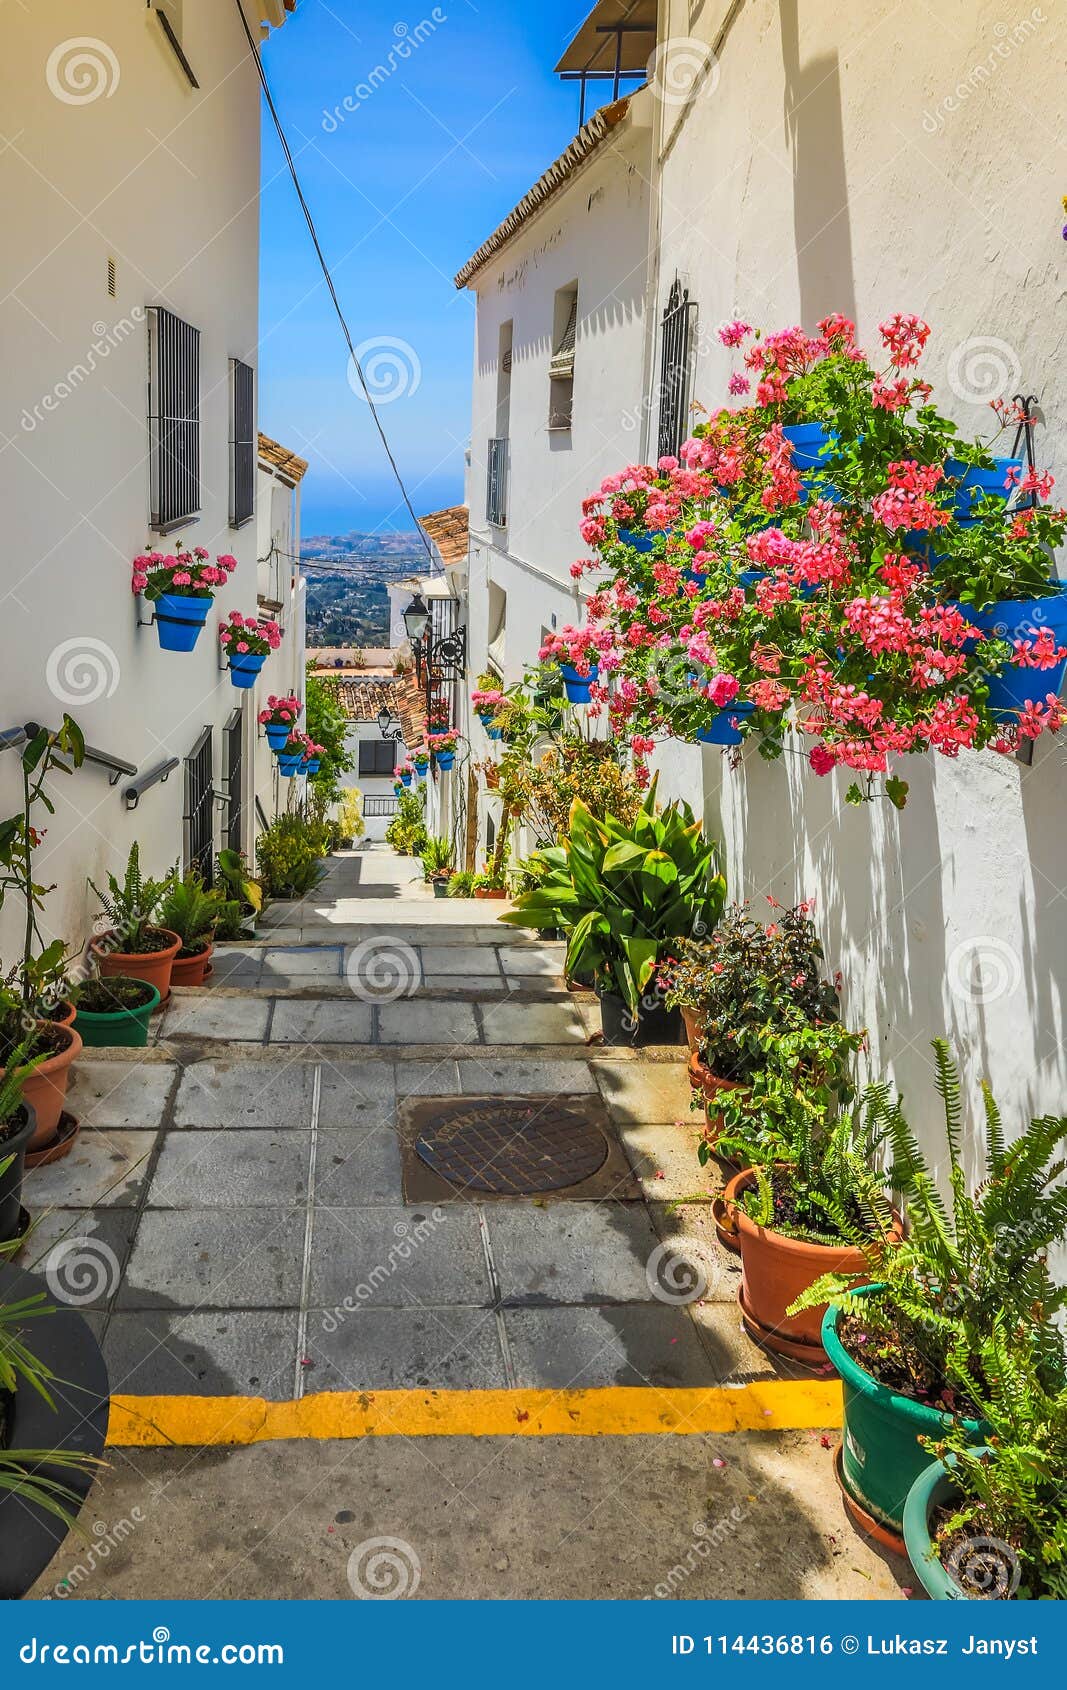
[0,1255,109,1598]
[539,627,604,704]
[447,870,475,898]
[215,848,263,937]
[794,1041,1067,1544]
[502,776,726,1045]
[428,730,460,771]
[412,750,430,779]
[87,843,180,1004]
[300,740,325,777]
[661,902,861,1150]
[472,864,509,901]
[903,1336,1067,1601]
[277,730,312,776]
[715,1092,900,1364]
[258,694,303,751]
[0,1050,41,1243]
[398,758,415,788]
[218,611,282,687]
[471,683,507,736]
[158,872,222,987]
[0,988,82,1158]
[72,975,161,1048]
[421,836,454,896]
[131,541,237,653]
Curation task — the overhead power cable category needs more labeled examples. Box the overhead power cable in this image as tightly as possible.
[234,0,437,569]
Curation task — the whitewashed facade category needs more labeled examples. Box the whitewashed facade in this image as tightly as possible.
[455,0,1067,1185]
[0,1,299,962]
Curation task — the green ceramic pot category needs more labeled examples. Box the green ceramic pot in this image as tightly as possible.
[903,1453,1008,1600]
[74,983,161,1047]
[822,1291,983,1535]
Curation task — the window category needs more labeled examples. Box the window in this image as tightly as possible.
[657,277,696,460]
[486,437,508,526]
[229,358,255,529]
[184,725,214,885]
[148,305,201,532]
[548,285,577,431]
[359,739,397,778]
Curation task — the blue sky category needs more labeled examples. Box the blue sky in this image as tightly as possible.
[258,0,624,539]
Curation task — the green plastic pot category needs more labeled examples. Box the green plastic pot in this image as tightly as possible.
[822,1291,983,1535]
[74,983,161,1047]
[903,1453,1007,1600]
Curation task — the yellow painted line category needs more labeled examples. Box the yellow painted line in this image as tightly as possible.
[107,1381,842,1448]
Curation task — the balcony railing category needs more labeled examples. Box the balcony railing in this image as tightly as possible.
[486,437,508,527]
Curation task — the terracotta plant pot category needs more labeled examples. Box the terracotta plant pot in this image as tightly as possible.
[11,1023,83,1151]
[687,1051,747,1149]
[474,888,507,900]
[680,1006,705,1056]
[723,1167,898,1365]
[90,928,181,1005]
[46,1000,77,1028]
[170,941,214,989]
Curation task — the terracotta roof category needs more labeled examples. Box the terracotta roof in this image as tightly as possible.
[454,97,633,289]
[326,673,427,746]
[418,505,469,569]
[258,431,308,484]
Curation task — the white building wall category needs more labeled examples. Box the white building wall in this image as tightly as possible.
[648,0,1067,1173]
[255,462,306,838]
[461,96,654,863]
[0,1,288,959]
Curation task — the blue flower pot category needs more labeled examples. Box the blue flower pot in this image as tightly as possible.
[435,750,455,771]
[154,593,212,653]
[561,662,598,704]
[400,771,412,786]
[414,761,429,779]
[782,421,835,469]
[959,589,1067,720]
[303,758,321,775]
[228,652,266,689]
[265,722,291,752]
[946,456,1022,527]
[695,702,755,746]
[477,711,494,727]
[617,527,654,553]
[277,753,304,776]
[740,569,767,588]
[487,725,503,741]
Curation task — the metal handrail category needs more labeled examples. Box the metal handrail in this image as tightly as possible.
[14,722,138,786]
[123,757,179,811]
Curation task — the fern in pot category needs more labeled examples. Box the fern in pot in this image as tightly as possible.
[88,843,179,1004]
[159,873,223,987]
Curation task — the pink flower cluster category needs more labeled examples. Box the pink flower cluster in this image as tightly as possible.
[218,612,282,657]
[427,730,460,751]
[131,546,237,598]
[258,693,301,727]
[471,688,507,711]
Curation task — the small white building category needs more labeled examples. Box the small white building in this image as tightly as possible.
[0,1,300,959]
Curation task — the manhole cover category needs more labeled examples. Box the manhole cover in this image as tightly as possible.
[414,1099,610,1195]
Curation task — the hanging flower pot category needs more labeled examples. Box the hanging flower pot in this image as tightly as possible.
[219,612,282,685]
[413,754,429,779]
[278,754,304,777]
[302,758,322,776]
[228,653,266,689]
[477,711,494,727]
[695,702,755,746]
[399,769,413,787]
[960,588,1067,720]
[486,724,503,741]
[154,593,214,652]
[435,751,455,771]
[782,420,835,469]
[945,455,1023,526]
[617,526,654,553]
[131,544,237,653]
[259,695,302,751]
[560,662,598,703]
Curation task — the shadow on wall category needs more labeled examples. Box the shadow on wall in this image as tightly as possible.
[711,741,1067,1179]
[779,1,857,329]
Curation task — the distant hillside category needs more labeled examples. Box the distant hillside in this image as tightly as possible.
[302,531,422,560]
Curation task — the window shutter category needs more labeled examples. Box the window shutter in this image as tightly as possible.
[549,296,577,381]
[658,278,695,460]
[148,306,201,531]
[230,358,255,528]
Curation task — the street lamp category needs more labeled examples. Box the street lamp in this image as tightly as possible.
[377,707,404,744]
[402,592,431,644]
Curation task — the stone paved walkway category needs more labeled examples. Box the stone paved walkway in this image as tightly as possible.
[22,845,907,1600]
